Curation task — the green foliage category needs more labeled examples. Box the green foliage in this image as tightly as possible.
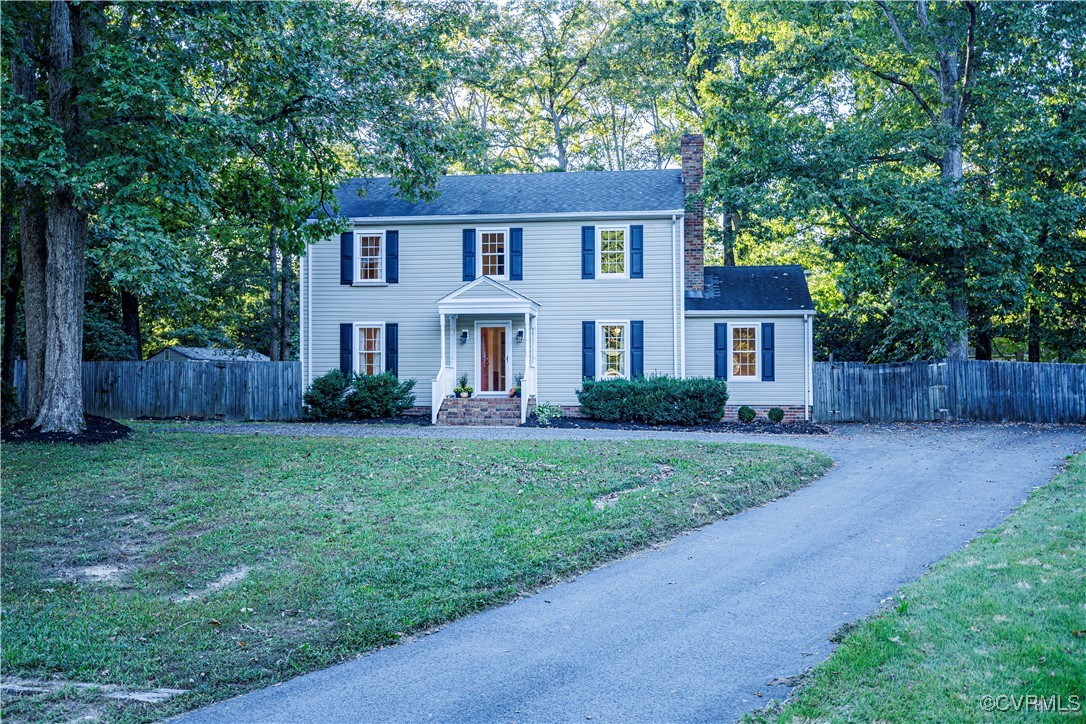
[578,376,729,425]
[532,401,562,426]
[344,373,417,419]
[2,379,21,424]
[767,407,785,424]
[305,370,415,420]
[737,405,757,424]
[303,370,351,420]
[82,302,136,362]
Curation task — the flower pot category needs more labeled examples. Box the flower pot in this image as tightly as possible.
[459,392,469,398]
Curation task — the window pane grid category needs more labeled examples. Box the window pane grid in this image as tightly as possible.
[602,324,626,377]
[600,229,626,275]
[481,231,506,277]
[732,326,757,378]
[357,326,383,376]
[357,234,383,281]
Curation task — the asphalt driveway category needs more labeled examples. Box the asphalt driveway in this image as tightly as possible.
[176,423,1084,723]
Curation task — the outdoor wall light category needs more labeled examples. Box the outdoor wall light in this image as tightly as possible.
[516,330,525,343]
[459,330,468,344]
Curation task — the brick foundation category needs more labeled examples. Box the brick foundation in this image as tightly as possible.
[722,404,808,423]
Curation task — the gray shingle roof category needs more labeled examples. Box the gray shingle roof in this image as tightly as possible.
[315,170,685,219]
[158,347,270,362]
[686,265,815,312]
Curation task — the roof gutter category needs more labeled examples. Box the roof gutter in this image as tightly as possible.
[315,209,686,225]
[684,309,817,317]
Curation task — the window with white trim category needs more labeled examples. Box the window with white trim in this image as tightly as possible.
[479,229,507,278]
[598,227,627,277]
[599,322,628,378]
[731,325,758,380]
[356,324,383,375]
[355,231,384,283]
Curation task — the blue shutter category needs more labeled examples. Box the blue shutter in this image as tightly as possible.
[462,229,476,281]
[510,228,523,280]
[385,231,398,283]
[761,322,775,381]
[581,226,595,279]
[714,323,728,380]
[630,321,644,378]
[340,323,353,375]
[385,323,399,377]
[582,321,596,379]
[340,232,353,285]
[630,225,644,279]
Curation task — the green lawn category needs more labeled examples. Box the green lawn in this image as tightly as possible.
[1,426,830,723]
[750,451,1086,723]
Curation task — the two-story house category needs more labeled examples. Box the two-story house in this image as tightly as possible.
[301,135,815,425]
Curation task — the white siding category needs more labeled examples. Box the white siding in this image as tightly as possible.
[684,315,808,407]
[305,217,680,405]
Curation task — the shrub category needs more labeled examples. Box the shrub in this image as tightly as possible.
[577,375,728,425]
[304,370,351,419]
[737,405,757,423]
[344,372,416,419]
[767,407,785,423]
[304,370,417,419]
[533,401,562,426]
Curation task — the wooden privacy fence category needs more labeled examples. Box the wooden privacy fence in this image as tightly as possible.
[13,360,303,421]
[813,359,1086,424]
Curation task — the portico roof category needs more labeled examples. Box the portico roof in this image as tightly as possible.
[436,277,541,316]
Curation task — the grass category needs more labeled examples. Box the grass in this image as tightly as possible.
[1,426,831,723]
[749,451,1086,723]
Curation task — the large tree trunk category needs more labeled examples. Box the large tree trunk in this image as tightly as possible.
[18,198,47,419]
[120,289,142,360]
[279,252,292,360]
[35,192,86,432]
[31,0,87,432]
[268,228,280,361]
[721,211,737,266]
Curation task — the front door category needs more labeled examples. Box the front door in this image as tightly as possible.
[478,325,509,394]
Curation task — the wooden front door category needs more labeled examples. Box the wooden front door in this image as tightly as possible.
[478,325,508,394]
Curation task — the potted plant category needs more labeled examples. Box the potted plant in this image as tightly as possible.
[509,374,522,398]
[456,373,472,398]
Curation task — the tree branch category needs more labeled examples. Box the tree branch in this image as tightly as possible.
[875,0,914,52]
[856,58,938,126]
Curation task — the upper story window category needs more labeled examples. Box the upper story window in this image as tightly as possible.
[731,325,758,380]
[479,229,507,279]
[598,227,628,277]
[356,324,384,375]
[356,231,384,283]
[599,322,628,378]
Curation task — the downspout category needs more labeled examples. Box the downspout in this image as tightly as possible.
[804,313,812,421]
[671,214,679,375]
[679,218,687,379]
[307,240,314,388]
[299,248,306,399]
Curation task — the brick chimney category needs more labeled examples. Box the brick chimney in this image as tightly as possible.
[681,133,704,293]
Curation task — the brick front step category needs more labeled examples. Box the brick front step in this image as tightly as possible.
[437,396,522,426]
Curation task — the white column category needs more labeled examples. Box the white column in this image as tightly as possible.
[440,313,447,370]
[524,311,531,378]
[451,315,458,372]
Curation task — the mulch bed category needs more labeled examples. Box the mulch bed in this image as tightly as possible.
[1,414,133,445]
[521,415,829,435]
[297,416,431,426]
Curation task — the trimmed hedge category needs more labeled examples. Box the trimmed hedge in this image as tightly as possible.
[737,405,757,423]
[768,407,785,423]
[304,370,416,420]
[577,375,728,425]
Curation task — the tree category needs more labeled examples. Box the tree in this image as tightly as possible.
[2,1,465,431]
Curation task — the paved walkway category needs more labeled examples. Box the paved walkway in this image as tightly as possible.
[176,423,1084,723]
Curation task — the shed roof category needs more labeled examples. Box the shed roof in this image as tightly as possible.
[686,265,815,312]
[158,346,270,362]
[314,170,686,219]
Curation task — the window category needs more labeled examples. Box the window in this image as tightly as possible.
[356,324,383,375]
[355,231,384,283]
[731,325,758,379]
[479,229,507,278]
[600,322,628,378]
[598,227,627,277]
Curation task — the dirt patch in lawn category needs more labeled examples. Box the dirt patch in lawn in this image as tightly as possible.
[172,565,253,603]
[593,463,675,509]
[1,415,132,445]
